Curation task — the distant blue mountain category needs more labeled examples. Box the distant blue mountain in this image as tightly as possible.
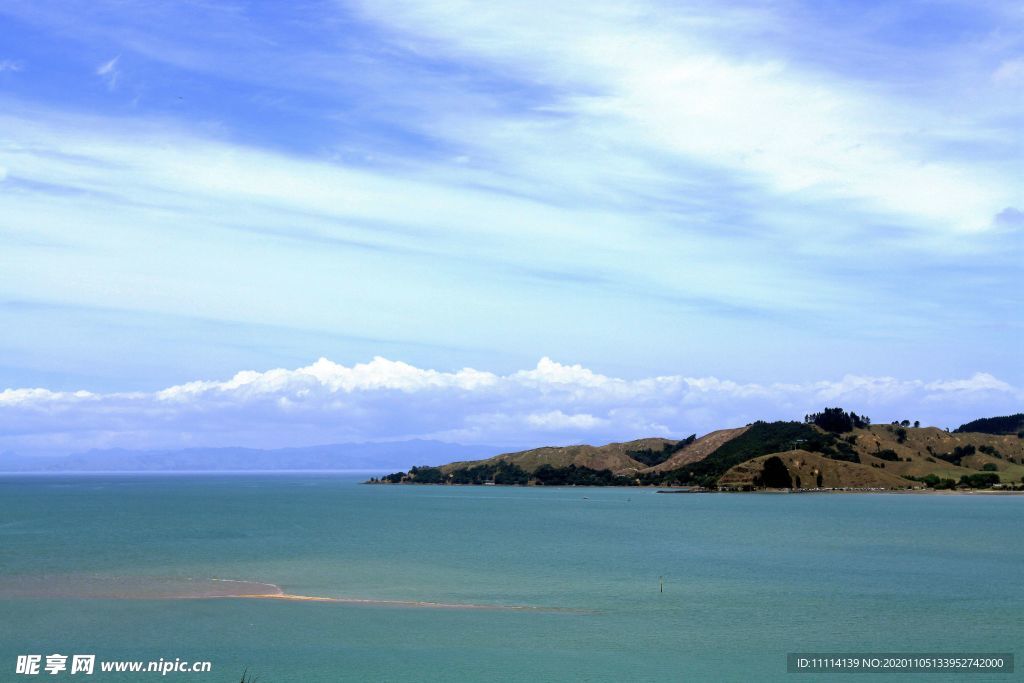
[0,440,499,473]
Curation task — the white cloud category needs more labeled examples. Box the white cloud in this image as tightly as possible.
[352,0,1017,233]
[926,373,1012,393]
[0,388,95,406]
[157,357,499,399]
[526,410,608,431]
[993,58,1024,84]
[95,55,120,89]
[0,357,1017,456]
[0,59,23,72]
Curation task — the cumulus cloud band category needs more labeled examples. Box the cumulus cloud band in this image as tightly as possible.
[1,357,1018,457]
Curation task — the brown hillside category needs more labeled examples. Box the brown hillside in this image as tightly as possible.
[848,426,1024,484]
[641,427,749,473]
[719,450,912,489]
[432,423,1024,487]
[438,437,677,475]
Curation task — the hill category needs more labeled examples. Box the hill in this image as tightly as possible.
[439,437,678,476]
[841,424,1024,483]
[641,428,749,473]
[718,450,911,490]
[376,410,1024,491]
[640,421,860,487]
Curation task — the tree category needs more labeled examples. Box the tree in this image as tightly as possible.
[627,434,696,467]
[805,408,870,433]
[409,466,444,483]
[955,414,1024,435]
[959,472,1000,488]
[935,444,976,466]
[755,456,792,489]
[494,462,529,485]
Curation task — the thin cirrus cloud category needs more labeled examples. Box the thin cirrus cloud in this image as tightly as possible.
[0,357,1018,457]
[350,0,1021,233]
[93,56,121,92]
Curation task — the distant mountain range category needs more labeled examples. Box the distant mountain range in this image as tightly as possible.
[0,440,500,473]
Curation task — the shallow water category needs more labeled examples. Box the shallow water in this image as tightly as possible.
[0,474,1020,681]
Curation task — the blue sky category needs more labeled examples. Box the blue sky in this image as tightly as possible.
[0,0,1021,455]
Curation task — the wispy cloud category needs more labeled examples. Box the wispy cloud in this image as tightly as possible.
[0,0,1019,408]
[992,58,1024,84]
[349,0,1021,233]
[0,59,22,72]
[1,357,1018,456]
[95,55,120,89]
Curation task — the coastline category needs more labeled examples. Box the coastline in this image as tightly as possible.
[368,481,1024,494]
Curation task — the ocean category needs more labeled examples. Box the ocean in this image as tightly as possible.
[0,474,1020,681]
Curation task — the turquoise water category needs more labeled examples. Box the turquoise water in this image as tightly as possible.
[0,474,1021,682]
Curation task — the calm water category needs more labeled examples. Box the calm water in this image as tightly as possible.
[0,474,1020,682]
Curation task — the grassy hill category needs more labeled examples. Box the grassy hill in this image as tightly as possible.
[641,427,749,473]
[719,450,911,490]
[716,424,1024,490]
[438,437,678,476]
[844,424,1024,482]
[643,421,860,487]
[377,411,1024,491]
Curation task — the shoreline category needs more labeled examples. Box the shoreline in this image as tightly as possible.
[368,482,1024,495]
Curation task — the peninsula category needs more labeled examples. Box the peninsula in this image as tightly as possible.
[369,410,1024,492]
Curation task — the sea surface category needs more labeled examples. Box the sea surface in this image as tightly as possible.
[0,474,1020,682]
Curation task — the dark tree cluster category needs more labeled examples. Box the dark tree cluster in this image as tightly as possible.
[627,434,697,467]
[977,445,1003,459]
[874,449,900,462]
[934,444,976,466]
[753,455,792,488]
[449,461,529,485]
[533,464,632,486]
[804,408,870,433]
[906,474,957,490]
[408,466,444,483]
[960,472,1001,488]
[954,413,1024,435]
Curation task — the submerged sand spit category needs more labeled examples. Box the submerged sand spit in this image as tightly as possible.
[0,575,563,611]
[225,592,554,610]
[0,575,280,599]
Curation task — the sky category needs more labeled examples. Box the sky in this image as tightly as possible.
[0,0,1021,456]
